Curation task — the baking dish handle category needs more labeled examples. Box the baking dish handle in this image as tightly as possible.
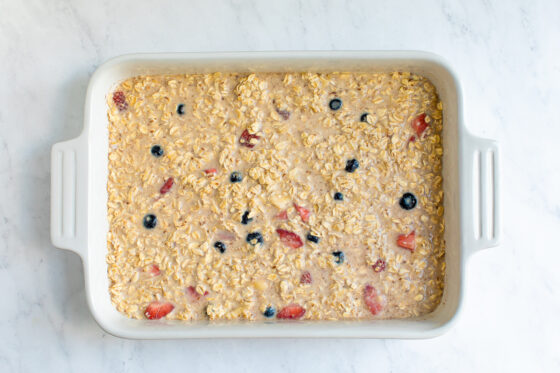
[51,135,87,258]
[464,133,501,255]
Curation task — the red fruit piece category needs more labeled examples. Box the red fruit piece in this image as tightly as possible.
[187,286,208,301]
[112,91,128,111]
[363,285,383,315]
[275,210,288,220]
[411,113,429,137]
[294,203,310,223]
[204,168,217,175]
[275,107,290,120]
[397,231,416,251]
[239,129,261,148]
[372,259,386,273]
[300,271,312,284]
[408,135,416,143]
[147,264,161,276]
[276,228,304,249]
[144,301,174,320]
[159,177,174,194]
[277,304,306,319]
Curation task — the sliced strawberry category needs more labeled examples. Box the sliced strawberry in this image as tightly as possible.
[411,113,429,137]
[187,286,208,301]
[239,129,261,148]
[363,285,383,315]
[159,177,174,194]
[372,259,386,273]
[276,228,303,249]
[275,210,288,220]
[397,231,416,251]
[112,91,128,111]
[147,264,161,276]
[144,301,174,320]
[300,271,312,284]
[294,203,311,223]
[204,168,217,175]
[277,304,306,319]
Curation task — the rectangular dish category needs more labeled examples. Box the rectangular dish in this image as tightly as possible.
[51,51,500,338]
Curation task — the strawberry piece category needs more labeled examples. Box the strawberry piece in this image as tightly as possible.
[159,177,174,194]
[112,91,128,111]
[409,135,416,143]
[277,304,306,319]
[275,210,288,220]
[372,259,386,273]
[300,271,312,284]
[397,231,416,251]
[144,301,174,320]
[187,286,208,301]
[294,203,311,223]
[147,264,161,276]
[411,113,429,137]
[239,129,261,148]
[363,285,383,315]
[204,168,217,175]
[276,228,304,249]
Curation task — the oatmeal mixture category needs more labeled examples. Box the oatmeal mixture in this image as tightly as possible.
[106,72,445,321]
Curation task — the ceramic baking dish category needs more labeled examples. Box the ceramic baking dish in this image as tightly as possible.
[51,51,500,339]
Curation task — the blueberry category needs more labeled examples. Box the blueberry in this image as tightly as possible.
[345,158,359,173]
[230,171,243,183]
[332,251,345,264]
[241,210,253,225]
[177,103,185,115]
[399,192,417,210]
[151,145,164,157]
[143,214,157,229]
[246,232,263,246]
[306,233,320,243]
[360,113,370,123]
[214,241,226,253]
[334,192,344,201]
[263,306,275,318]
[329,98,342,111]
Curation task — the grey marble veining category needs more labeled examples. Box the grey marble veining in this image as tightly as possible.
[0,0,559,372]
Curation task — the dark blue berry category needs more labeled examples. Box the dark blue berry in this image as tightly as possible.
[306,233,320,243]
[241,210,253,225]
[143,214,157,229]
[230,171,243,183]
[332,251,345,264]
[177,103,185,115]
[399,192,417,210]
[334,192,344,201]
[247,232,263,245]
[263,306,275,318]
[214,241,226,253]
[151,145,164,157]
[360,113,369,122]
[329,98,342,111]
[345,158,359,173]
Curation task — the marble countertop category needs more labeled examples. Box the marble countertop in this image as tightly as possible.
[1,0,559,372]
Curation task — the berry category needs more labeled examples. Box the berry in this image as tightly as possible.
[372,259,386,273]
[306,233,320,243]
[143,214,157,229]
[263,306,276,318]
[112,91,128,111]
[214,241,226,253]
[360,113,370,123]
[276,229,303,249]
[277,304,306,319]
[332,251,345,264]
[187,286,208,301]
[159,177,174,194]
[397,231,416,251]
[204,168,217,175]
[177,103,185,115]
[345,158,359,173]
[241,210,253,225]
[363,285,383,315]
[146,264,161,276]
[334,192,344,201]
[275,210,288,220]
[239,129,261,148]
[399,192,417,210]
[247,232,263,245]
[151,145,164,157]
[300,271,312,284]
[294,203,310,223]
[230,171,243,183]
[144,301,174,320]
[411,113,429,137]
[329,98,342,111]
[275,107,290,120]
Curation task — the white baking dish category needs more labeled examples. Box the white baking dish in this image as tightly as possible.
[51,51,500,339]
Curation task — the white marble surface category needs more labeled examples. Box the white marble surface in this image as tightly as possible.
[1,0,559,371]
